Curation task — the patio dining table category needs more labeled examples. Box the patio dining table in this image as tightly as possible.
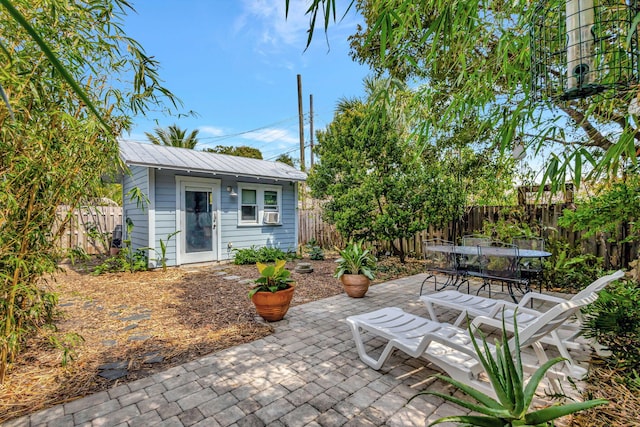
[425,244,551,259]
[423,244,552,302]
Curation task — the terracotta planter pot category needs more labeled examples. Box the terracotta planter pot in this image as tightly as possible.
[340,274,371,298]
[251,285,295,322]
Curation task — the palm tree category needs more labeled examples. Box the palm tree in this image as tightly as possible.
[145,124,199,149]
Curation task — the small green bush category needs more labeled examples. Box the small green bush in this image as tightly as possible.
[308,246,325,260]
[92,248,148,274]
[543,237,604,292]
[233,245,297,265]
[582,279,640,373]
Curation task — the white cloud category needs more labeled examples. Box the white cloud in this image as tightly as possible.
[198,126,225,137]
[243,128,298,144]
[237,0,309,48]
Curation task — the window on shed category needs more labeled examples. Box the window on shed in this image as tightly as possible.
[264,191,278,212]
[241,189,257,223]
[237,184,282,226]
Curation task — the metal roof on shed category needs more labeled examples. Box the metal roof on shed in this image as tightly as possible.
[119,140,307,182]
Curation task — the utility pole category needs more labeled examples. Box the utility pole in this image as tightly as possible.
[309,94,314,168]
[297,74,305,171]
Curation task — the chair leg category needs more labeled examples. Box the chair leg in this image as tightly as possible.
[476,279,491,298]
[347,322,397,370]
[419,274,434,296]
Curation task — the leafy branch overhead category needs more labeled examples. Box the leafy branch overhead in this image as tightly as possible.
[297,0,640,190]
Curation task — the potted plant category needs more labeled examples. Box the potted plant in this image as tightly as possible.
[334,241,377,298]
[248,259,295,322]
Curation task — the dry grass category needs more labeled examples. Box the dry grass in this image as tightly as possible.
[0,255,423,422]
[570,363,640,427]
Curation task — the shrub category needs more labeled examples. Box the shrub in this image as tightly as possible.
[92,248,148,275]
[233,246,297,265]
[543,236,604,292]
[582,279,640,373]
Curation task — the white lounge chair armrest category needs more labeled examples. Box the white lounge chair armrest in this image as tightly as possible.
[486,300,519,318]
[470,315,510,332]
[421,332,481,360]
[518,292,567,307]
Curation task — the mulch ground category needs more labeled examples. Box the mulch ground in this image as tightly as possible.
[0,255,423,422]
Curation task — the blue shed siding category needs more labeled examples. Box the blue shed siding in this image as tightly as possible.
[220,180,298,258]
[122,166,300,266]
[122,165,150,254]
[153,171,180,267]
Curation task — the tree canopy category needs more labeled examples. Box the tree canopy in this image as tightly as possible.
[274,153,296,167]
[204,145,263,159]
[145,125,200,149]
[297,0,640,191]
[309,77,516,260]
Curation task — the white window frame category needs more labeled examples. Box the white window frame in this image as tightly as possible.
[237,183,282,226]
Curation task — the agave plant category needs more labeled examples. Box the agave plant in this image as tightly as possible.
[411,312,608,426]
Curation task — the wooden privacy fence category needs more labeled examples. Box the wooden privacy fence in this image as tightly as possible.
[298,203,638,269]
[56,202,637,268]
[55,205,122,255]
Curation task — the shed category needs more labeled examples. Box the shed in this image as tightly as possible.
[118,140,307,267]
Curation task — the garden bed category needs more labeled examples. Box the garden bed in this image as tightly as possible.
[0,256,423,422]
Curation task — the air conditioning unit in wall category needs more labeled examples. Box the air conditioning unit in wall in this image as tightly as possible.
[263,212,280,224]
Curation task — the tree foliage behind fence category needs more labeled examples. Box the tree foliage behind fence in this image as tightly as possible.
[299,202,638,269]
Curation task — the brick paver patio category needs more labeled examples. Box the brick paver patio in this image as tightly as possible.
[6,273,587,426]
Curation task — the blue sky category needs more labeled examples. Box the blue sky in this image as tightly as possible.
[121,1,369,166]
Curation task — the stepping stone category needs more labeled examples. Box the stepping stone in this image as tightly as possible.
[59,302,74,307]
[238,279,254,285]
[214,271,228,276]
[99,361,128,370]
[121,313,151,322]
[143,352,164,364]
[222,275,242,281]
[98,369,128,380]
[127,335,151,342]
[295,263,314,273]
[123,324,138,331]
[101,340,117,347]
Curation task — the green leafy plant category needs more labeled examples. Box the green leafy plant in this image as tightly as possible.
[248,260,294,298]
[304,238,325,260]
[92,219,148,274]
[67,247,90,266]
[411,312,608,426]
[47,331,85,367]
[543,236,604,292]
[308,245,325,260]
[92,248,148,275]
[233,245,297,265]
[334,240,377,280]
[158,230,180,271]
[582,279,640,372]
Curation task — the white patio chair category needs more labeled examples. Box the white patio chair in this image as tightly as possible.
[420,270,625,363]
[345,293,598,398]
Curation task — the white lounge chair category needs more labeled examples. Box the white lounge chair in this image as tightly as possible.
[346,293,598,398]
[420,270,624,362]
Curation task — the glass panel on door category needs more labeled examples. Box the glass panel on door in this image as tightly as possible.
[185,190,213,253]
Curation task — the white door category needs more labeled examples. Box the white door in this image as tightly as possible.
[178,179,219,264]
